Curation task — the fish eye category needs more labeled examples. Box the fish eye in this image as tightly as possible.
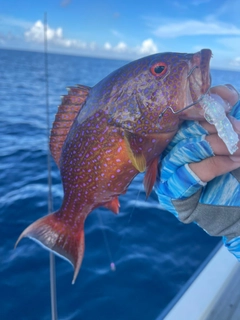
[150,62,167,77]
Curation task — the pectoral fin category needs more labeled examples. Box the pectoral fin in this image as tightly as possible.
[124,130,146,172]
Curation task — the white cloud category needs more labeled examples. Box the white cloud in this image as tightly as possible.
[104,42,112,50]
[114,41,127,52]
[138,38,158,55]
[101,39,158,58]
[25,20,86,48]
[154,20,240,38]
[2,18,158,60]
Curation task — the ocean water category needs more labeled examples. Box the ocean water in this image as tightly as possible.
[1,48,240,320]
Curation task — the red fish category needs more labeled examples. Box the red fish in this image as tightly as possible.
[16,49,212,283]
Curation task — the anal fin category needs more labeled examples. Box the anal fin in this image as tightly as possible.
[103,197,120,214]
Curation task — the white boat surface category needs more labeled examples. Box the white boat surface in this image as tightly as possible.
[158,242,240,320]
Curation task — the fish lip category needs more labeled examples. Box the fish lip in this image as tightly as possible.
[199,49,212,94]
[188,49,212,106]
[176,49,212,120]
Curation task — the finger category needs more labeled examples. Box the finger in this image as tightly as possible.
[206,133,240,156]
[228,116,240,134]
[199,114,240,135]
[189,156,240,182]
[198,120,217,134]
[210,85,239,107]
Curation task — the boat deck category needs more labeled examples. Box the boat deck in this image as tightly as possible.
[160,245,240,320]
[205,264,240,320]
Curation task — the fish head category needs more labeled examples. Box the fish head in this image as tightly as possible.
[131,49,212,132]
[95,49,212,134]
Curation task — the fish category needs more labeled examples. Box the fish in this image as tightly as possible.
[16,49,212,283]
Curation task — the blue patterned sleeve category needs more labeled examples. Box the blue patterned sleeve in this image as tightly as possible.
[155,126,214,215]
[155,99,240,261]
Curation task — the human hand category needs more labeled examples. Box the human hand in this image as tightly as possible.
[155,84,240,259]
[190,84,240,182]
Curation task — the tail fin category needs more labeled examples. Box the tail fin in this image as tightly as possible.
[15,213,85,284]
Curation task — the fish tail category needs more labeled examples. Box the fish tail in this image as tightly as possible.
[15,212,85,284]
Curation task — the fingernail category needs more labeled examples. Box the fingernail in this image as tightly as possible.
[225,84,238,93]
[228,116,240,134]
[225,84,240,100]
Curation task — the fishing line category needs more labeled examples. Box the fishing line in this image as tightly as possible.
[113,184,143,263]
[44,12,58,320]
[98,186,142,272]
[129,185,142,220]
[96,139,142,271]
[97,213,116,271]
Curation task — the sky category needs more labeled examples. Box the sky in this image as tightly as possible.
[1,0,240,70]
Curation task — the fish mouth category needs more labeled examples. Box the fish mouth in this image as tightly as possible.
[180,49,212,119]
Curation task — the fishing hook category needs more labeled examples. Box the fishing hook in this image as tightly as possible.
[159,74,212,119]
[187,65,199,78]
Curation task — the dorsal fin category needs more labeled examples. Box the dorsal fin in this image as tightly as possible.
[50,85,91,167]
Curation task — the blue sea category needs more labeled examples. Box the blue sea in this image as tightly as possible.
[1,48,240,320]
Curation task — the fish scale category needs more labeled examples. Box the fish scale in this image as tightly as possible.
[16,49,212,283]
